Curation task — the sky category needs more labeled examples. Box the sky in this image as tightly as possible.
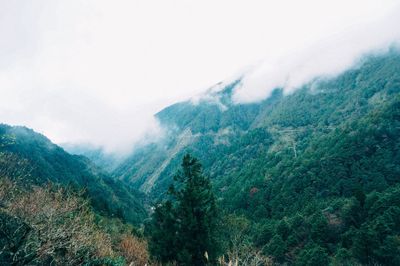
[0,0,399,153]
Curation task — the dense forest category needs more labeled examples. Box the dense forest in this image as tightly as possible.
[1,50,400,265]
[113,51,400,265]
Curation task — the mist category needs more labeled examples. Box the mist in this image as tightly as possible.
[232,6,400,103]
[0,0,399,153]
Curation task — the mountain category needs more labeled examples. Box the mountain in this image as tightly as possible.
[3,49,398,264]
[62,142,122,173]
[114,50,400,264]
[0,124,147,225]
[114,51,400,197]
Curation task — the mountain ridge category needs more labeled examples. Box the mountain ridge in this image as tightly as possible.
[0,124,147,225]
[113,50,400,199]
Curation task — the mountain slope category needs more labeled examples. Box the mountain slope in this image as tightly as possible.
[62,143,122,173]
[114,51,400,197]
[0,124,147,225]
[113,50,400,264]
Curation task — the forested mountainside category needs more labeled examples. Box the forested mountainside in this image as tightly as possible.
[2,50,399,265]
[114,50,400,264]
[0,124,146,225]
[114,51,400,197]
[62,143,122,173]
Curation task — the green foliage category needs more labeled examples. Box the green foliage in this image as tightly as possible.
[265,235,287,263]
[147,200,178,263]
[148,154,220,265]
[296,243,330,266]
[0,125,147,225]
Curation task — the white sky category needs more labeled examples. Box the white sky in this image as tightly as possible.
[0,0,399,152]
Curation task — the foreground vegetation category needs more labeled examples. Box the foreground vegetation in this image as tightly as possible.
[0,124,147,225]
[0,177,151,265]
[0,156,272,266]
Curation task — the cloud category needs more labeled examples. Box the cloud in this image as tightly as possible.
[232,5,400,103]
[0,0,399,152]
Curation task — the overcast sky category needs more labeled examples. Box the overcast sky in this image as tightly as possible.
[1,0,399,153]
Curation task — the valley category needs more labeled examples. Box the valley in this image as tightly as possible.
[1,50,400,265]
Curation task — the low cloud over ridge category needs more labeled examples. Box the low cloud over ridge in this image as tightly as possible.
[0,0,399,152]
[232,6,400,103]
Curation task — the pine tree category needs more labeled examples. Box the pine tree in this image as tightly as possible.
[148,154,220,265]
[148,200,178,263]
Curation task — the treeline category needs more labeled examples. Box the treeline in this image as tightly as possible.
[212,97,400,265]
[146,150,400,266]
[4,151,399,265]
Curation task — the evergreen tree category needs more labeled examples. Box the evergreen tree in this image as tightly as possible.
[148,154,220,265]
[148,200,178,263]
[265,235,287,263]
[296,243,330,266]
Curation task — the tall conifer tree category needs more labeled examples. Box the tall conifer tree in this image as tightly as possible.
[149,154,220,265]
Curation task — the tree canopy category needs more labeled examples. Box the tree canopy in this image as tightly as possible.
[148,154,220,265]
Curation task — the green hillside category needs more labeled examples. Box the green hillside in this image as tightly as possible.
[114,50,400,264]
[0,124,147,225]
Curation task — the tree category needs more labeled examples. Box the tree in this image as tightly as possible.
[148,200,178,263]
[296,243,330,266]
[148,154,220,265]
[265,235,287,263]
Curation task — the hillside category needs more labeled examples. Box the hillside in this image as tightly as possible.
[2,50,398,264]
[0,124,147,225]
[114,50,400,264]
[115,51,400,196]
[62,143,122,173]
